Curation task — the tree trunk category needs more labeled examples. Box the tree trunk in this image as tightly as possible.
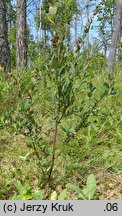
[118,13,122,62]
[0,0,10,72]
[7,1,12,33]
[108,0,122,72]
[16,0,27,69]
[86,0,90,50]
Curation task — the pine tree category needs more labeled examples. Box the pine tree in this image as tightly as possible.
[16,0,27,69]
[108,0,122,72]
[0,0,10,72]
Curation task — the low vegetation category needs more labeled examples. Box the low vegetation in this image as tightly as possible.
[0,58,122,199]
[0,0,122,200]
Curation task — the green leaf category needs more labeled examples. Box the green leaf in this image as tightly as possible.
[22,193,32,200]
[47,14,54,24]
[103,82,109,89]
[100,88,106,97]
[120,115,122,122]
[58,189,67,200]
[50,191,57,200]
[85,174,96,200]
[66,183,86,199]
[89,82,93,90]
[32,191,44,200]
[78,188,88,199]
[24,183,31,193]
[88,92,92,98]
[66,183,81,194]
[16,181,24,193]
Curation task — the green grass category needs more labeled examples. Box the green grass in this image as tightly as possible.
[0,69,122,200]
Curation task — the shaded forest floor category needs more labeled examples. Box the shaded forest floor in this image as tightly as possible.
[0,131,121,199]
[0,69,122,200]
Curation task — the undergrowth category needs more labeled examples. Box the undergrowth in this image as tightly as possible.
[0,67,122,200]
